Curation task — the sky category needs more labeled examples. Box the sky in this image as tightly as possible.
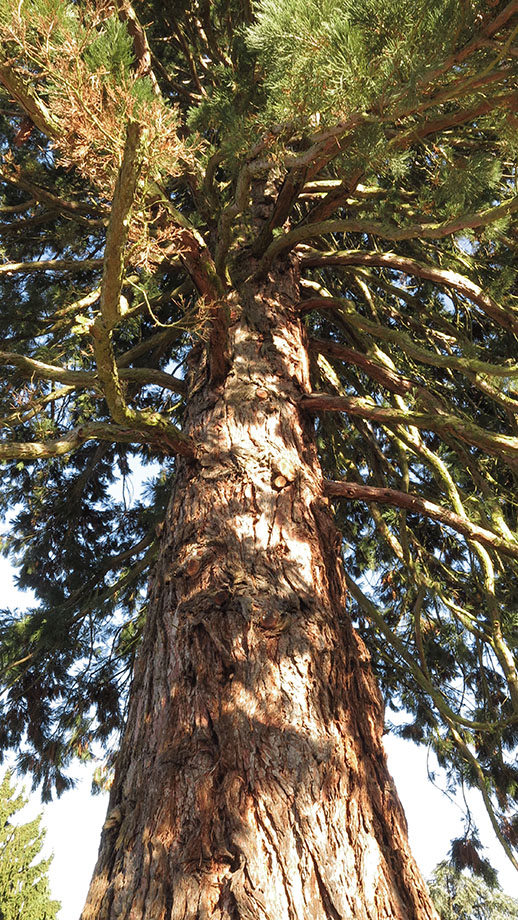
[1,555,517,918]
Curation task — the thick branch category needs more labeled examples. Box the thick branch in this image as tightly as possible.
[116,0,161,95]
[325,480,518,561]
[284,115,369,171]
[0,62,60,138]
[119,368,187,395]
[0,420,194,460]
[90,315,189,446]
[260,196,518,270]
[303,297,518,379]
[250,166,308,257]
[215,164,253,273]
[390,91,518,150]
[89,123,191,443]
[154,189,223,300]
[100,121,144,330]
[0,258,103,276]
[0,351,187,395]
[300,250,518,335]
[298,170,365,224]
[0,198,35,214]
[309,338,415,396]
[302,393,518,468]
[0,352,95,387]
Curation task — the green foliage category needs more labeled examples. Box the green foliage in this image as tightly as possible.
[84,15,135,79]
[429,861,518,919]
[247,0,481,125]
[0,772,60,919]
[186,57,258,154]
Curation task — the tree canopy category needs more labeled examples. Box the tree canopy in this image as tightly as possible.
[0,0,517,875]
[0,771,60,920]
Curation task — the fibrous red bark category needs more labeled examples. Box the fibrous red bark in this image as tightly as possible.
[81,252,439,919]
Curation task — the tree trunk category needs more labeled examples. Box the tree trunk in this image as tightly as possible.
[81,250,439,919]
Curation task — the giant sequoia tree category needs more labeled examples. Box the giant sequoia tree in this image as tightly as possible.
[0,1,518,917]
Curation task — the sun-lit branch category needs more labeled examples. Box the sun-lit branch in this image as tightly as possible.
[325,480,518,561]
[99,121,145,332]
[0,420,194,460]
[302,392,518,469]
[0,352,187,397]
[115,0,162,95]
[0,61,61,138]
[0,352,97,388]
[0,257,104,276]
[300,252,518,334]
[261,196,518,269]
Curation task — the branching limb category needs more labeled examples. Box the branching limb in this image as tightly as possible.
[0,421,194,460]
[154,188,223,298]
[402,1,518,95]
[302,392,518,469]
[308,304,518,421]
[0,384,75,428]
[250,166,308,257]
[92,122,146,423]
[260,196,518,270]
[325,480,518,562]
[215,164,253,273]
[300,251,518,334]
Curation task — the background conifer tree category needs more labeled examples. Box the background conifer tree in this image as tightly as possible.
[0,772,60,920]
[429,861,518,920]
[0,1,517,917]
